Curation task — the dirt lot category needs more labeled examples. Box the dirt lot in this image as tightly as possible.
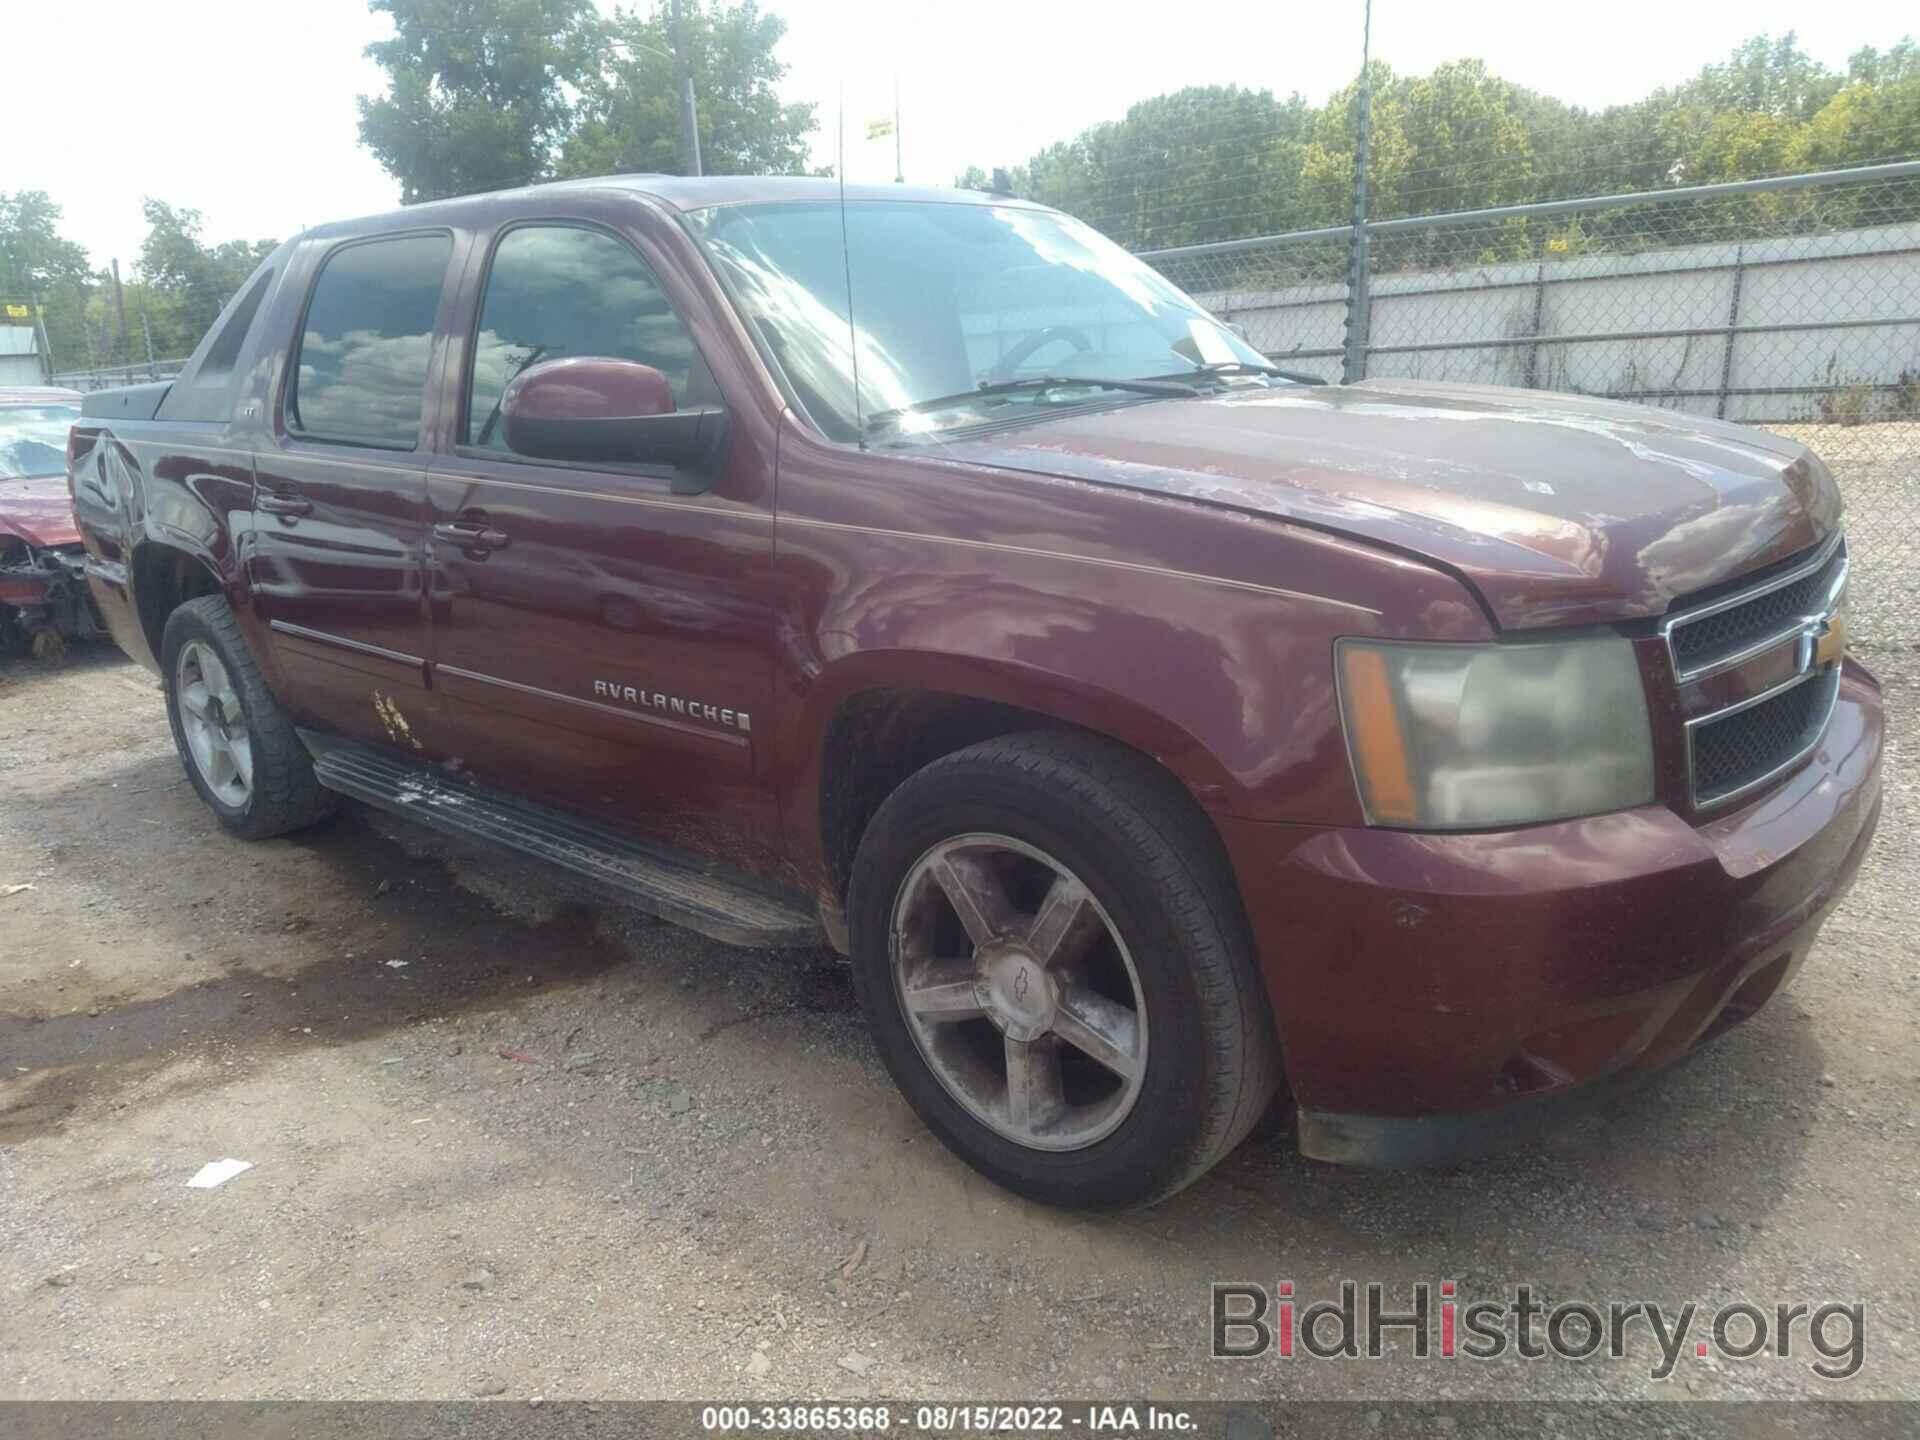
[1,636,1916,1405]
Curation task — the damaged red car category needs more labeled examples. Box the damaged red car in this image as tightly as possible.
[1,386,102,658]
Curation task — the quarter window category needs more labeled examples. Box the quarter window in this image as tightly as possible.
[465,225,702,450]
[289,233,451,449]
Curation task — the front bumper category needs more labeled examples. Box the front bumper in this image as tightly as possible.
[1216,658,1884,1167]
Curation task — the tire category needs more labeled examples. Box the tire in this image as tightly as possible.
[848,730,1281,1209]
[161,594,336,840]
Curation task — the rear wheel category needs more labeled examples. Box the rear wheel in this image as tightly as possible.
[162,595,335,840]
[848,731,1280,1208]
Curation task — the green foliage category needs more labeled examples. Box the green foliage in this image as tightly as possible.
[357,0,605,203]
[0,194,283,375]
[955,85,1314,250]
[356,0,818,202]
[0,191,94,374]
[965,31,1920,253]
[556,2,816,179]
[134,201,279,360]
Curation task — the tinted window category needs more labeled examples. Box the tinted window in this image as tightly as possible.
[290,234,451,448]
[466,225,699,449]
[200,267,272,376]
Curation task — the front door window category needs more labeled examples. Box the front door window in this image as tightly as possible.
[465,225,709,452]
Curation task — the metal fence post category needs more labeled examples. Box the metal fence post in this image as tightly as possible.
[1135,160,1920,654]
[1522,263,1547,390]
[1716,245,1746,420]
[1341,0,1374,385]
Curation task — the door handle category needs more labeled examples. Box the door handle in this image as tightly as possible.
[434,520,511,551]
[258,492,312,518]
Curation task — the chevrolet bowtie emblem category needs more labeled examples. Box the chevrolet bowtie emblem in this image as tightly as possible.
[1797,612,1848,675]
[1815,613,1848,669]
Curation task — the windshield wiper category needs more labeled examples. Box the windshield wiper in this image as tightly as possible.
[865,375,1198,433]
[1144,361,1327,386]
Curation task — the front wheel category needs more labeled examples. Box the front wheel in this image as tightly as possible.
[848,732,1281,1208]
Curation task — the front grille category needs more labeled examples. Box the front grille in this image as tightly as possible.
[1667,538,1846,676]
[1690,667,1841,807]
[1663,532,1848,810]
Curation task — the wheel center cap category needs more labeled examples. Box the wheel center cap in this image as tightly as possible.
[973,940,1058,1042]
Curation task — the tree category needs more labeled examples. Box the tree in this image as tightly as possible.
[1297,62,1410,230]
[1690,33,1846,121]
[556,2,817,179]
[357,0,604,203]
[977,30,1920,269]
[964,87,1315,250]
[0,191,95,376]
[134,201,278,359]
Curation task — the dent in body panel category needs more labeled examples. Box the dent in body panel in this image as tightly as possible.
[68,428,257,673]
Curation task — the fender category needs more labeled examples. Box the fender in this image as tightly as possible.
[769,415,1495,889]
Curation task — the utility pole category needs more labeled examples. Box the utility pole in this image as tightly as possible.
[669,0,702,176]
[1341,0,1374,386]
[111,258,130,371]
[893,74,903,183]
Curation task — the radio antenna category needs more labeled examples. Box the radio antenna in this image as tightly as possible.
[837,83,866,448]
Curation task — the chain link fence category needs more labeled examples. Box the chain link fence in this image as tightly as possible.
[1140,161,1920,650]
[47,358,189,392]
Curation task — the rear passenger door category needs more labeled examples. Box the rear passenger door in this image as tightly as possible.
[250,232,456,751]
[425,219,778,866]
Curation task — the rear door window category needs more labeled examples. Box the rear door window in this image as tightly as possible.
[288,233,452,449]
[464,224,705,451]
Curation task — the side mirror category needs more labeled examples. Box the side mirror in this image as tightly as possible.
[501,356,729,487]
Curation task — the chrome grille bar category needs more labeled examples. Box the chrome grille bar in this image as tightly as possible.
[1660,531,1846,684]
[1663,531,1847,810]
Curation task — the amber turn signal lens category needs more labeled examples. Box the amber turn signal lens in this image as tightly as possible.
[1338,644,1419,825]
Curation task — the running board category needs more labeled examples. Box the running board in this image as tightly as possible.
[304,735,823,949]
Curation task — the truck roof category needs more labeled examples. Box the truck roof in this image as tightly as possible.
[302,174,1046,243]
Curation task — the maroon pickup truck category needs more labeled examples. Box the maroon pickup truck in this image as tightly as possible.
[67,177,1882,1207]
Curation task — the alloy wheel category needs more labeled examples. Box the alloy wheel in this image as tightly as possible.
[890,833,1148,1151]
[176,640,254,810]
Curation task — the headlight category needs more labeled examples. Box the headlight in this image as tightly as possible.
[1336,636,1654,829]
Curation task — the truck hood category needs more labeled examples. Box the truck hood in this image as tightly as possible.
[0,476,82,549]
[935,378,1839,629]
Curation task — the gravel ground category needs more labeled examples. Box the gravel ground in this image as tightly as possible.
[1768,420,1918,648]
[3,418,1918,1411]
[0,631,1913,1408]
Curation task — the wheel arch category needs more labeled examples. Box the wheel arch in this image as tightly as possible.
[793,648,1245,925]
[132,539,229,667]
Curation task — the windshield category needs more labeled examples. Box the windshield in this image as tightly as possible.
[0,403,79,480]
[686,200,1273,440]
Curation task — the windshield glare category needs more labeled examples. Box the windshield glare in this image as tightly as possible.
[687,200,1269,440]
[0,404,79,479]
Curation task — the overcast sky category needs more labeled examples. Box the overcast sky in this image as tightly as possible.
[8,0,1913,268]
